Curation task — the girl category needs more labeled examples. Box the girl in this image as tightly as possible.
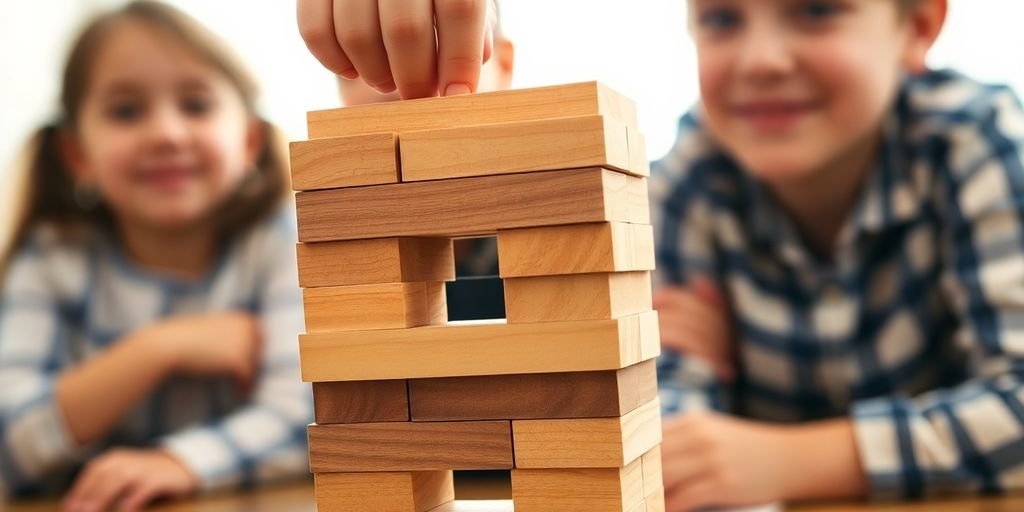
[0,2,311,510]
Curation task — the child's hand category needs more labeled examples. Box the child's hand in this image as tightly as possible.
[296,0,497,99]
[661,412,793,511]
[149,312,263,393]
[653,279,735,381]
[62,449,197,512]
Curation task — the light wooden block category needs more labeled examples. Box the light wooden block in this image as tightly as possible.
[296,238,454,288]
[308,420,513,472]
[400,115,645,182]
[629,177,651,225]
[295,168,647,242]
[289,132,398,191]
[644,487,666,512]
[497,222,654,278]
[303,282,446,333]
[307,82,637,139]
[314,471,453,512]
[626,126,651,177]
[312,379,409,424]
[299,312,660,382]
[512,398,662,469]
[409,359,657,421]
[641,446,663,496]
[504,271,652,323]
[510,455,644,512]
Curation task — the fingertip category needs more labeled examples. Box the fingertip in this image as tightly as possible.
[444,82,472,96]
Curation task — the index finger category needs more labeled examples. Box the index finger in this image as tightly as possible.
[434,0,491,96]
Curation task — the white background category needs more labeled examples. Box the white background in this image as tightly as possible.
[1,0,1022,183]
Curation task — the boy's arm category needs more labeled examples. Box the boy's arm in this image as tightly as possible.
[160,226,312,491]
[847,88,1024,499]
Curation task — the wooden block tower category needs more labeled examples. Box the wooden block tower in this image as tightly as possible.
[291,82,665,512]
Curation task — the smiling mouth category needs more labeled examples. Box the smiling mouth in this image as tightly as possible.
[732,100,820,132]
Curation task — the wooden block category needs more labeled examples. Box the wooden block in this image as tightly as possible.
[289,132,398,191]
[644,487,666,512]
[504,271,652,323]
[512,398,662,469]
[409,359,657,421]
[307,82,637,139]
[641,446,663,496]
[295,168,647,242]
[300,311,660,382]
[314,470,453,512]
[308,420,513,472]
[312,379,409,424]
[627,499,646,512]
[629,177,651,225]
[626,126,651,177]
[497,223,655,278]
[510,455,644,512]
[303,282,446,332]
[400,115,645,182]
[296,238,454,288]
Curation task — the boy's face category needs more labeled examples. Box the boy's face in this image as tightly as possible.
[690,0,916,183]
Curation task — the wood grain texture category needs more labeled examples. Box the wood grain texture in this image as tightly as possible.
[299,311,660,382]
[400,115,644,182]
[314,471,453,512]
[408,360,657,421]
[296,238,454,288]
[308,421,513,472]
[626,126,651,178]
[307,82,638,139]
[641,446,663,497]
[312,379,409,424]
[503,271,652,323]
[644,487,666,512]
[510,455,644,512]
[303,282,447,332]
[512,398,662,469]
[497,222,654,278]
[295,168,647,242]
[628,177,651,225]
[289,132,398,191]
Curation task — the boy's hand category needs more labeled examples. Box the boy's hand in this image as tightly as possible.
[653,279,736,381]
[62,449,198,512]
[661,412,794,510]
[148,312,263,394]
[297,0,497,99]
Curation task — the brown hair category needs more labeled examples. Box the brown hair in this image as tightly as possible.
[1,0,290,268]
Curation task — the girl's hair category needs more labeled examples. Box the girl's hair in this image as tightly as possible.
[1,0,290,268]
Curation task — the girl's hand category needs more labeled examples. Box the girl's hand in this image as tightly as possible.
[62,449,198,512]
[297,0,497,99]
[653,278,736,381]
[661,412,793,511]
[149,312,263,393]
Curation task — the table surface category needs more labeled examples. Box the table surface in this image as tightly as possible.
[7,474,1024,512]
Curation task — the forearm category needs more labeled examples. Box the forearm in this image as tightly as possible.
[56,329,174,447]
[781,419,867,501]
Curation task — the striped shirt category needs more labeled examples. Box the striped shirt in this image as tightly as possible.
[0,209,311,498]
[652,69,1024,498]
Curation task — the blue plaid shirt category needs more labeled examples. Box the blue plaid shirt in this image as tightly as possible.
[652,69,1024,499]
[0,210,311,498]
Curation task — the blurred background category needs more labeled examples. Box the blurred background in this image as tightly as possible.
[1,0,1023,190]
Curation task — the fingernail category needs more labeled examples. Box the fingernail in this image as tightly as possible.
[444,83,471,96]
[338,68,358,80]
[374,79,396,93]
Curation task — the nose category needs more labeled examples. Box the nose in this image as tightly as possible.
[735,20,796,83]
[144,101,190,150]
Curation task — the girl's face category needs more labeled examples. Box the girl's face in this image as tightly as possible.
[67,20,261,232]
[689,0,916,183]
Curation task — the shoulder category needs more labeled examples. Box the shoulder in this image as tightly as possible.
[2,223,96,300]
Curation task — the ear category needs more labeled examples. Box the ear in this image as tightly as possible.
[902,0,948,74]
[244,116,267,169]
[493,38,515,90]
[57,128,92,183]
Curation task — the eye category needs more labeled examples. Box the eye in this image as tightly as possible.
[106,101,143,123]
[698,6,742,32]
[793,1,844,23]
[181,96,213,116]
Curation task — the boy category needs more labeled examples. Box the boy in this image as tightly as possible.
[298,0,1024,509]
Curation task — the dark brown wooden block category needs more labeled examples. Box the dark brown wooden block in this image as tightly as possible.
[312,380,410,424]
[308,421,513,472]
[408,360,657,421]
